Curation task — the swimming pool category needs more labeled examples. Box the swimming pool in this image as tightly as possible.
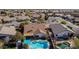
[23,39,49,49]
[24,39,31,45]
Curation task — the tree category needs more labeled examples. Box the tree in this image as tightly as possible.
[38,19,45,23]
[9,14,14,18]
[74,37,79,48]
[19,23,24,34]
[45,12,49,20]
[15,32,25,41]
[37,15,45,23]
[1,19,5,24]
[61,21,67,24]
[1,11,7,14]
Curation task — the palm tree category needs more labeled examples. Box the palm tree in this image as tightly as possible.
[15,32,25,41]
[46,28,54,49]
[19,23,24,34]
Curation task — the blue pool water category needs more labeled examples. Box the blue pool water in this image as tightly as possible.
[24,39,31,44]
[23,39,49,49]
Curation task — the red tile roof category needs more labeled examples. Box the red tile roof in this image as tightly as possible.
[24,23,48,34]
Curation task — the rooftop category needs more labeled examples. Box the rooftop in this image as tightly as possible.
[0,25,16,35]
[49,23,73,35]
[24,23,48,34]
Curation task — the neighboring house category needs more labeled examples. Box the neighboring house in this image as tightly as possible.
[57,18,79,36]
[63,20,79,36]
[0,25,16,42]
[16,16,31,21]
[47,16,63,24]
[66,14,74,19]
[10,17,16,21]
[55,13,64,17]
[49,23,74,40]
[3,16,12,23]
[0,16,16,23]
[72,27,79,36]
[47,17,56,24]
[74,18,79,23]
[11,20,20,28]
[31,13,40,18]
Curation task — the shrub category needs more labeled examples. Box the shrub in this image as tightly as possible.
[74,37,79,48]
[61,21,67,24]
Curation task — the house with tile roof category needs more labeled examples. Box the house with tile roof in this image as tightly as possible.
[23,23,48,38]
[49,23,74,40]
[0,25,16,42]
